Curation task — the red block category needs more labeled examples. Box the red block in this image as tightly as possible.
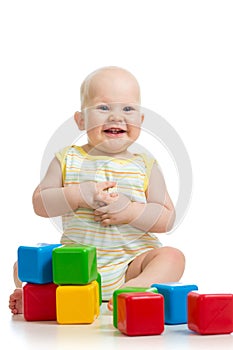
[117,292,164,336]
[188,292,233,335]
[23,283,58,321]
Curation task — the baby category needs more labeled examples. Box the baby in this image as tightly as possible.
[9,66,185,314]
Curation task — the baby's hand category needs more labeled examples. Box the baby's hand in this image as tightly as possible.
[94,193,134,226]
[79,181,117,209]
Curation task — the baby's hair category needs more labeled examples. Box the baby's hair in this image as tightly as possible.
[80,66,140,109]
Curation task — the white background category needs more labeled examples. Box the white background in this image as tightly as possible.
[1,0,233,318]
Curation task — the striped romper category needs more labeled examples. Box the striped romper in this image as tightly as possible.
[56,145,161,300]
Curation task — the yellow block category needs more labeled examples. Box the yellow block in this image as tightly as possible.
[56,281,100,324]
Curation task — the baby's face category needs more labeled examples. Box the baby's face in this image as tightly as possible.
[81,69,143,155]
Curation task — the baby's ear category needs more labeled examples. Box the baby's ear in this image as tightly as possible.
[74,111,85,130]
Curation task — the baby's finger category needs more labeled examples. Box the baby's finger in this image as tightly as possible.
[94,214,109,222]
[98,181,116,191]
[94,207,108,215]
[100,218,111,227]
[96,201,106,207]
[96,192,116,206]
[110,192,118,198]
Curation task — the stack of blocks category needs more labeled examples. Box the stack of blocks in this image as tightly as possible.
[114,283,233,336]
[18,243,101,324]
[53,244,100,324]
[18,243,233,335]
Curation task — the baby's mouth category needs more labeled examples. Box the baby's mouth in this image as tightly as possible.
[103,128,126,135]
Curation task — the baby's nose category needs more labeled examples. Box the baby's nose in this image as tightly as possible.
[108,112,124,122]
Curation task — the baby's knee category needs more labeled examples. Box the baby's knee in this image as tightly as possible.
[161,246,185,267]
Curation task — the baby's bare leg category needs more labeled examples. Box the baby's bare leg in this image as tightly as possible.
[124,246,185,287]
[9,262,23,314]
[108,246,185,310]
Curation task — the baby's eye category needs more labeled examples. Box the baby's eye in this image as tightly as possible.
[96,105,110,111]
[123,106,135,112]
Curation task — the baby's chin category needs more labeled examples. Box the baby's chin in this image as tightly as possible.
[89,141,132,156]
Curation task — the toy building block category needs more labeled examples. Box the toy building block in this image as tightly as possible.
[151,283,198,324]
[113,286,158,328]
[188,292,233,335]
[117,292,164,336]
[56,281,100,324]
[18,243,61,284]
[23,283,58,321]
[52,244,97,285]
[97,272,102,305]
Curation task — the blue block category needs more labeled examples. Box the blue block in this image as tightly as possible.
[151,283,198,324]
[18,243,61,284]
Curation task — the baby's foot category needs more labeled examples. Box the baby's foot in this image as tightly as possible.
[107,298,113,311]
[9,288,23,314]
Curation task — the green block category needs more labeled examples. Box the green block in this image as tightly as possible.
[97,272,102,305]
[113,286,158,328]
[52,245,97,285]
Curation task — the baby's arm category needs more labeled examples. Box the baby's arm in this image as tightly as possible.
[94,163,175,233]
[131,163,175,232]
[33,157,116,217]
